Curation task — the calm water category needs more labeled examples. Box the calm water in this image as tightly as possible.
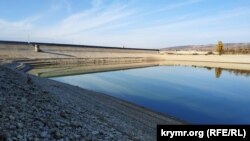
[51,66,250,124]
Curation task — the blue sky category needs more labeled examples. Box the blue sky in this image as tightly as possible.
[0,0,250,48]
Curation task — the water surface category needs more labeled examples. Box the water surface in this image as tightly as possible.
[51,66,250,124]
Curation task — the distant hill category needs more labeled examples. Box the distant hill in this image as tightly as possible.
[161,43,250,52]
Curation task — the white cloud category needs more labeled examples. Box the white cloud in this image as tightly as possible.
[0,1,249,48]
[0,16,39,41]
[32,2,134,44]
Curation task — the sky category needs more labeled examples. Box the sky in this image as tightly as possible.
[0,0,250,48]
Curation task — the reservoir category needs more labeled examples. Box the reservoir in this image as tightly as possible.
[51,65,250,124]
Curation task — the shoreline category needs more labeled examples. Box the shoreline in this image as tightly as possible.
[161,54,250,64]
[0,62,183,141]
[27,58,250,79]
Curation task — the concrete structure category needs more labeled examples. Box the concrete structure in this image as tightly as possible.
[34,44,41,52]
[0,40,160,59]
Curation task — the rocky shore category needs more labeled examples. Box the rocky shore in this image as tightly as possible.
[0,63,183,141]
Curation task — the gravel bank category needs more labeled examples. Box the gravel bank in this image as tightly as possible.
[0,63,183,141]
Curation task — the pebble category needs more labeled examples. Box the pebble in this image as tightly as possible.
[92,131,99,136]
[6,138,13,141]
[60,111,67,118]
[40,131,48,138]
[9,115,15,120]
[74,134,81,139]
[21,97,27,103]
[9,125,16,130]
[52,131,62,139]
[17,123,23,129]
[70,121,82,127]
[17,135,23,139]
[55,122,61,127]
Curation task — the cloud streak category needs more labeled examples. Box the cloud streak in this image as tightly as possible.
[0,0,249,48]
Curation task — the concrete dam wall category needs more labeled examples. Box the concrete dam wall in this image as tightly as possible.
[0,41,159,59]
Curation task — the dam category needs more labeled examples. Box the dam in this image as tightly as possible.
[0,40,159,59]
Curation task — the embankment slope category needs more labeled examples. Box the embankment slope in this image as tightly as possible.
[0,63,183,141]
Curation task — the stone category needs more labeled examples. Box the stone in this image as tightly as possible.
[60,111,67,118]
[17,135,23,139]
[9,115,15,120]
[6,138,13,141]
[21,97,27,103]
[9,125,16,130]
[64,137,69,141]
[40,131,48,138]
[70,121,82,127]
[27,136,33,141]
[109,134,114,139]
[17,122,23,129]
[52,131,62,139]
[92,131,99,136]
[55,122,60,127]
[74,134,80,139]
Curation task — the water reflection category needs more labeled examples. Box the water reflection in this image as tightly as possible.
[227,69,250,77]
[29,62,159,78]
[189,65,250,78]
[215,68,222,78]
[51,65,250,124]
[31,62,250,79]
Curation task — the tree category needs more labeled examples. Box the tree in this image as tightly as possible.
[216,41,224,55]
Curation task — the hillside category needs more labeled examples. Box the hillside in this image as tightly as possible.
[161,43,250,51]
[161,43,250,54]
